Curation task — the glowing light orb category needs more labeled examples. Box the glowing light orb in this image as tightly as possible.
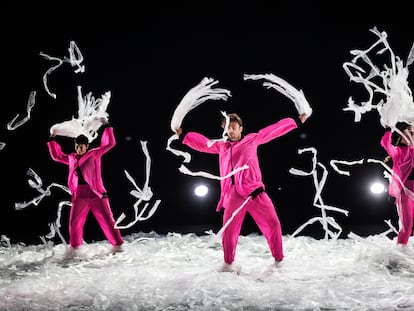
[370,182,385,194]
[194,185,208,197]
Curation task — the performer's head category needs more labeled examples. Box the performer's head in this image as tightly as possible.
[392,122,414,146]
[74,134,89,156]
[221,113,243,142]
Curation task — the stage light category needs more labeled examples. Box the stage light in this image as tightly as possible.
[370,182,386,194]
[194,185,208,197]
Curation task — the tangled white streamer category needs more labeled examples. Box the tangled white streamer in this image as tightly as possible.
[115,141,161,229]
[167,77,247,180]
[0,142,5,151]
[207,111,229,147]
[178,164,249,180]
[44,201,71,246]
[169,77,231,132]
[49,86,110,142]
[343,27,414,134]
[379,219,399,237]
[14,168,70,210]
[330,159,365,176]
[40,41,85,99]
[289,147,349,239]
[243,73,313,117]
[7,91,36,130]
[212,196,252,243]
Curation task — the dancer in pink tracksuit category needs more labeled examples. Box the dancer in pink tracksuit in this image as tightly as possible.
[176,112,308,269]
[47,119,124,252]
[381,122,414,246]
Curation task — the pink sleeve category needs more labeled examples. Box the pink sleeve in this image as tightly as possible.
[47,140,69,165]
[255,117,298,145]
[182,132,221,154]
[98,127,116,155]
[381,131,398,157]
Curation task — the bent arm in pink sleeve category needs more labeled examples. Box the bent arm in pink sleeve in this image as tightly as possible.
[381,131,398,158]
[99,127,116,155]
[256,117,298,145]
[47,140,69,165]
[182,132,221,154]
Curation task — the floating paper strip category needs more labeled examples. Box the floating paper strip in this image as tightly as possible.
[40,41,85,99]
[290,147,349,239]
[7,91,36,131]
[330,159,365,176]
[14,168,70,210]
[115,141,161,229]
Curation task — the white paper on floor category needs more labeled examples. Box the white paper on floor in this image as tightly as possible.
[0,232,413,310]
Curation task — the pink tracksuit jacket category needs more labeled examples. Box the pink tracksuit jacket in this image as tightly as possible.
[381,131,414,245]
[47,127,123,247]
[183,117,298,263]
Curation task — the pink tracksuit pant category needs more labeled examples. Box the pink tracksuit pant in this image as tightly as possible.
[222,188,283,264]
[70,184,123,248]
[396,180,414,245]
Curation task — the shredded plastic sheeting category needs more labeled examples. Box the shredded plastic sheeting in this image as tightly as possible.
[207,111,230,147]
[40,41,85,99]
[167,77,249,180]
[214,196,251,241]
[7,91,36,131]
[243,73,313,117]
[169,77,231,133]
[290,148,349,239]
[1,232,414,310]
[330,159,365,176]
[167,77,231,168]
[49,86,110,142]
[14,168,70,210]
[115,141,161,229]
[343,27,414,132]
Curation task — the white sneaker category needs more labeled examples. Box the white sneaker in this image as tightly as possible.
[111,244,124,254]
[275,259,283,267]
[219,262,241,274]
[63,246,78,259]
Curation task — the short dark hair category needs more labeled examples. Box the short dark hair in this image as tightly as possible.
[75,134,89,145]
[221,113,243,128]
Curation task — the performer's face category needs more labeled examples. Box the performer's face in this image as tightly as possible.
[226,121,243,141]
[75,143,89,156]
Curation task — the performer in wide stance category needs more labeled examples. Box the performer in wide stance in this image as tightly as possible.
[176,112,308,271]
[48,117,124,253]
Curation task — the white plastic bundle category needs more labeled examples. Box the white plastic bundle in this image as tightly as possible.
[169,77,231,132]
[343,27,414,131]
[49,86,110,142]
[167,77,232,172]
[243,73,313,117]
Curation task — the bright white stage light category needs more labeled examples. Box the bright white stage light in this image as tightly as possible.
[194,185,208,197]
[370,182,385,194]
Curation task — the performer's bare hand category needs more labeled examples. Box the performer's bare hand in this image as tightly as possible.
[299,113,308,123]
[175,128,182,137]
[100,117,109,125]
